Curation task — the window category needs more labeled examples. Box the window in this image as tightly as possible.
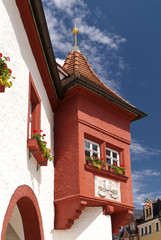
[28,74,41,138]
[106,147,119,166]
[145,226,147,235]
[146,208,148,217]
[155,222,159,232]
[130,222,135,231]
[141,227,144,236]
[84,139,100,158]
[149,225,152,234]
[149,207,152,215]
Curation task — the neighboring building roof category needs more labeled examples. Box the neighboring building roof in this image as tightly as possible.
[112,231,122,239]
[148,198,161,203]
[133,209,143,220]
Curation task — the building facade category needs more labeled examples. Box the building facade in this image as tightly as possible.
[120,209,143,240]
[137,199,161,240]
[0,0,146,239]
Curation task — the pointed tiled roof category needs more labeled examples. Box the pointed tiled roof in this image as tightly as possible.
[62,50,131,105]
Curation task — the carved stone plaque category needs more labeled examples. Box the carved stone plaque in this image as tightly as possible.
[95,176,121,202]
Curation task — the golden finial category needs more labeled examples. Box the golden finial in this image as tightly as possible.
[72,24,79,51]
[72,24,79,35]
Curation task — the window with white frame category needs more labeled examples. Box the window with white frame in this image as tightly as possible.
[155,222,159,232]
[141,227,144,236]
[145,226,147,235]
[130,222,135,231]
[84,139,100,158]
[106,147,119,166]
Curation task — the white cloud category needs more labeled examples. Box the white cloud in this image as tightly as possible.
[56,58,65,66]
[130,139,161,161]
[42,0,127,94]
[132,170,161,208]
[79,24,117,49]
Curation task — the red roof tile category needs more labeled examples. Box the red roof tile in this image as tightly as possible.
[63,50,132,105]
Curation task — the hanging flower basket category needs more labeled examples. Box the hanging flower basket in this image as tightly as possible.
[27,139,48,166]
[27,129,53,166]
[109,163,125,175]
[0,53,15,92]
[85,156,105,170]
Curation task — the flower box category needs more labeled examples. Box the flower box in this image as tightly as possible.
[84,164,128,182]
[0,84,5,92]
[27,139,48,166]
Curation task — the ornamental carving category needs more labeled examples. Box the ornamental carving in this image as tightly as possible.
[95,176,121,201]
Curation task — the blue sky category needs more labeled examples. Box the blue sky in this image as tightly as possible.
[42,0,161,209]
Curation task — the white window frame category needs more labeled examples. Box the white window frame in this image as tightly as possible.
[145,226,148,235]
[84,139,100,158]
[106,147,119,166]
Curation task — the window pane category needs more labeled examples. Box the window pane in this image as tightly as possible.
[106,150,110,156]
[92,144,97,151]
[85,141,90,149]
[93,153,98,158]
[149,225,152,234]
[85,150,90,157]
[156,222,159,231]
[149,208,151,215]
[113,152,117,159]
[113,160,118,165]
[106,158,111,165]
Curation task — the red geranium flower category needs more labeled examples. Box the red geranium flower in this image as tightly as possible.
[97,157,99,159]
[33,129,37,133]
[43,134,46,136]
[113,163,117,166]
[0,53,2,57]
[101,158,104,160]
[3,64,7,69]
[40,130,43,132]
[7,57,10,61]
[9,69,12,74]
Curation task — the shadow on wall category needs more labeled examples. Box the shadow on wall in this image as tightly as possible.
[52,207,112,240]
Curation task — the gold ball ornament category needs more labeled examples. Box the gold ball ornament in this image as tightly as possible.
[72,27,79,35]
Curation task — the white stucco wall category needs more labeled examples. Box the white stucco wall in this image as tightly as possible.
[52,207,112,240]
[0,1,54,239]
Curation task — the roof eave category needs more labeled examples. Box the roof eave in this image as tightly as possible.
[27,0,64,99]
[63,77,147,122]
